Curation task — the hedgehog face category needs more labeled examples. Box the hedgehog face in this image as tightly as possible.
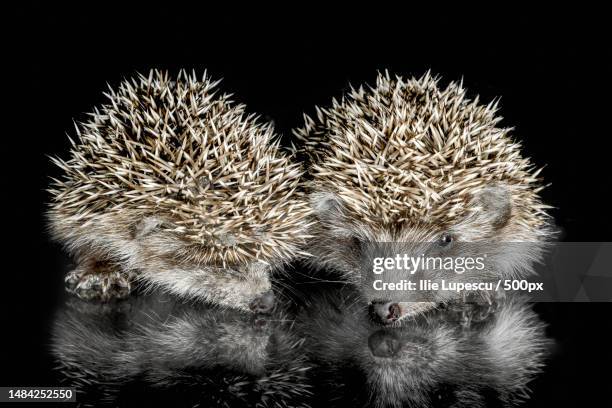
[309,185,550,322]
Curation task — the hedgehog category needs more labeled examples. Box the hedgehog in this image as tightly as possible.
[294,72,555,323]
[51,290,313,408]
[296,284,550,408]
[47,69,312,312]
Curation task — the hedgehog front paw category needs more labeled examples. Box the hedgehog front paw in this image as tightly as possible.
[65,268,131,302]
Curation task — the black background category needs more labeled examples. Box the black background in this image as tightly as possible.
[4,3,611,407]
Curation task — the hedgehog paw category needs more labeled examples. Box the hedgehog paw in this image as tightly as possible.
[65,268,131,302]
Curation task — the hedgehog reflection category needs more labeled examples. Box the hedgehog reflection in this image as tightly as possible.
[297,287,549,408]
[51,292,312,408]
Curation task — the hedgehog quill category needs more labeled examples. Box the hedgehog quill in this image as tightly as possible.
[47,70,313,312]
[295,72,556,323]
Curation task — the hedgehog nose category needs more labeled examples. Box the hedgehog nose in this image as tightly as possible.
[369,301,401,324]
[368,330,402,358]
[249,290,275,314]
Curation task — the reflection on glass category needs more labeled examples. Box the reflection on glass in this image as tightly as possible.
[51,292,312,407]
[51,287,549,407]
[297,287,550,408]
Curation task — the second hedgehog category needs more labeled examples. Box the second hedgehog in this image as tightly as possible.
[48,70,312,312]
[296,72,555,323]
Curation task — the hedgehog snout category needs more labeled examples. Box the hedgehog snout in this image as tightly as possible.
[370,301,437,324]
[369,301,402,325]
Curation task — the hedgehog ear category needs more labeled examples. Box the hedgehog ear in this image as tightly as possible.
[310,192,346,223]
[470,184,513,230]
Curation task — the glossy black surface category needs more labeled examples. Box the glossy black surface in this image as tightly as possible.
[48,282,549,407]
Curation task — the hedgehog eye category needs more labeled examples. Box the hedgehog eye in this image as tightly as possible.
[438,233,454,247]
